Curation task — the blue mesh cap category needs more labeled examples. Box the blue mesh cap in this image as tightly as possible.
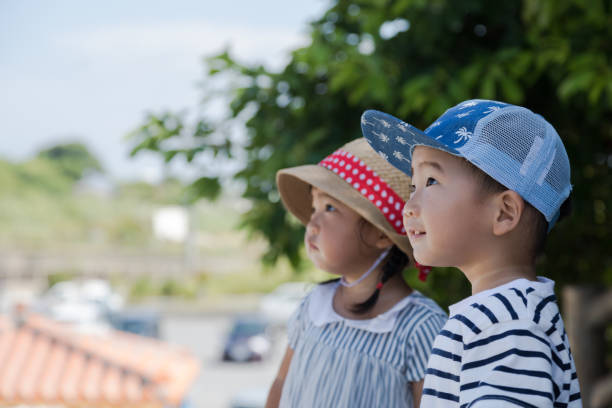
[360,99,572,230]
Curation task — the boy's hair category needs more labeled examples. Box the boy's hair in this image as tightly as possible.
[461,159,572,258]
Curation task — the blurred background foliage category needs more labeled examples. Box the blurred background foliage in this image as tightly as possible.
[37,143,103,182]
[0,141,312,299]
[129,0,611,308]
[0,142,173,248]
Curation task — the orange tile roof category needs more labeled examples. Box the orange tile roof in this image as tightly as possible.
[0,313,200,407]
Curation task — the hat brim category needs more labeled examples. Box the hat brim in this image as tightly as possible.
[360,110,459,177]
[276,164,413,257]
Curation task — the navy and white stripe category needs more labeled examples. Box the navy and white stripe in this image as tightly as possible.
[421,278,582,407]
[279,286,447,408]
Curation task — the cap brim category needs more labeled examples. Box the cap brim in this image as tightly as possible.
[360,110,458,176]
[276,164,413,257]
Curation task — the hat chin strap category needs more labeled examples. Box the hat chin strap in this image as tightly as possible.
[339,247,390,288]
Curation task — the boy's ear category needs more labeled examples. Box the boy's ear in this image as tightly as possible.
[492,190,525,236]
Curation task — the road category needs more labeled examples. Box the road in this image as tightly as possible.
[161,314,287,408]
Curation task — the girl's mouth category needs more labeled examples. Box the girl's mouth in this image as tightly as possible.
[307,240,318,250]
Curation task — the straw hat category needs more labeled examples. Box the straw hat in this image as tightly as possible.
[276,138,413,257]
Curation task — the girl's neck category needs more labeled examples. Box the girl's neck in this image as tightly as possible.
[333,273,413,320]
[339,248,389,288]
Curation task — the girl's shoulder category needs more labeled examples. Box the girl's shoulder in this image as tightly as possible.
[288,281,335,323]
[399,290,447,318]
[392,291,448,335]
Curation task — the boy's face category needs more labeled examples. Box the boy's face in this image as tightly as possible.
[305,187,383,276]
[403,146,492,268]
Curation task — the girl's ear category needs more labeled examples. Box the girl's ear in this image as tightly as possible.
[492,190,525,236]
[373,230,393,249]
[360,220,394,249]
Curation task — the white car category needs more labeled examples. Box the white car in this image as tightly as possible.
[35,279,124,331]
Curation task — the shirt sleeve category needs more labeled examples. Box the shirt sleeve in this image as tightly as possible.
[461,320,558,408]
[405,311,447,382]
[287,293,310,350]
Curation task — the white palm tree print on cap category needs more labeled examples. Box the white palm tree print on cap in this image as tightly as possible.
[455,110,473,118]
[395,136,408,145]
[396,122,415,135]
[361,116,375,127]
[484,106,501,114]
[454,127,473,144]
[373,131,390,143]
[393,151,410,162]
[375,118,392,128]
[459,101,478,109]
[427,121,441,130]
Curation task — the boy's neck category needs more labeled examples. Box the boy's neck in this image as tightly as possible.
[462,263,538,295]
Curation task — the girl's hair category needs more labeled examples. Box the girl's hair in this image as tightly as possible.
[321,241,410,315]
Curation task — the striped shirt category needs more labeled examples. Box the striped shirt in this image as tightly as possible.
[279,281,447,408]
[421,277,582,408]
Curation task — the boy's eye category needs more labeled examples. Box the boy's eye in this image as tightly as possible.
[426,177,438,187]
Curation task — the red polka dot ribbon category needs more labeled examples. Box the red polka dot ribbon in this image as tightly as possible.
[318,149,406,235]
[415,262,432,282]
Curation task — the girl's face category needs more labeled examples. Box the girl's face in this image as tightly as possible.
[305,187,385,276]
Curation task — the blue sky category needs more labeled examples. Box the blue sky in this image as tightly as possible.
[0,0,328,181]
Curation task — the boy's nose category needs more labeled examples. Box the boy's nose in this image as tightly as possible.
[403,201,417,218]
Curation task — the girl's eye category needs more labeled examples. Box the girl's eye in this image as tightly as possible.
[325,204,336,212]
[408,184,416,193]
[426,177,438,187]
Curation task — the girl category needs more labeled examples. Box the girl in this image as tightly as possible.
[265,138,447,408]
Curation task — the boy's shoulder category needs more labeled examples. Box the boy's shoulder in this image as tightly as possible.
[447,278,561,343]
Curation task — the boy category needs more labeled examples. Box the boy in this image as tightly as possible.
[361,100,581,407]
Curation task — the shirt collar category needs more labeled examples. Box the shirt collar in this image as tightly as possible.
[448,276,555,317]
[307,281,420,333]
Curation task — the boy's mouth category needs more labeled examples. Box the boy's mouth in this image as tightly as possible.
[408,229,426,239]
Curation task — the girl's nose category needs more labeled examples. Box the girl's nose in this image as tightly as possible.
[307,213,320,233]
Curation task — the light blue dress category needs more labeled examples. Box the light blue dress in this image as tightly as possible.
[279,281,447,408]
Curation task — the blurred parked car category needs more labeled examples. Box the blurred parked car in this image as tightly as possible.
[110,308,160,338]
[222,315,271,362]
[258,282,311,326]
